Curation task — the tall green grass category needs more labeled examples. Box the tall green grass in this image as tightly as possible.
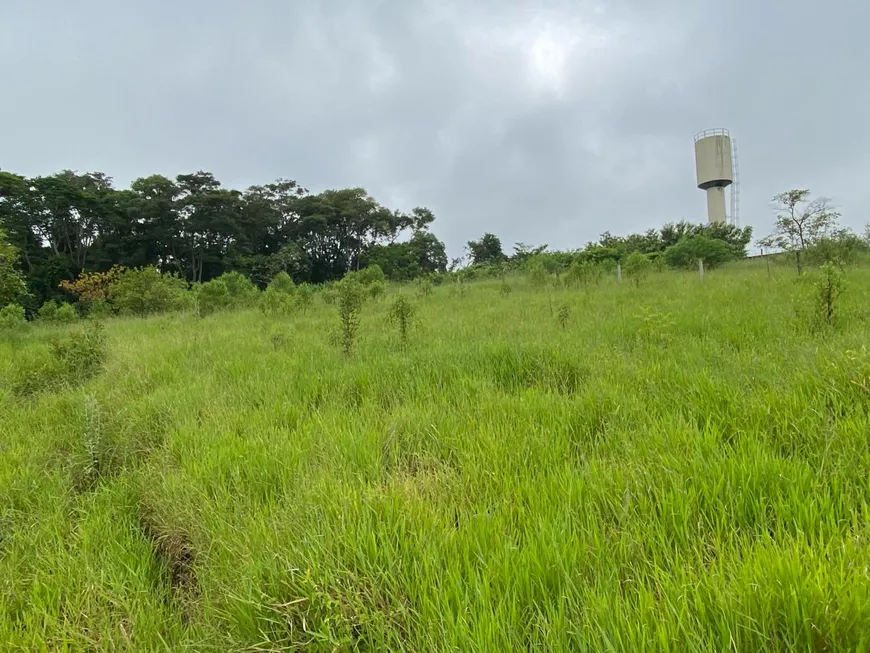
[2,262,870,651]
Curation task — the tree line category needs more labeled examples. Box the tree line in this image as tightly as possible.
[465,221,754,272]
[6,165,862,317]
[0,168,448,309]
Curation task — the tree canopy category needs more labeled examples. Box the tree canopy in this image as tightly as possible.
[0,168,448,307]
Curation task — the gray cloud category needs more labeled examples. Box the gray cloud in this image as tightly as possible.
[2,0,868,256]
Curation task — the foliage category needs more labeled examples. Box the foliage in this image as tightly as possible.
[368,280,386,301]
[759,189,841,275]
[0,226,27,307]
[1,166,445,304]
[624,251,652,286]
[85,299,114,319]
[387,294,416,344]
[260,285,293,316]
[108,266,189,316]
[354,264,385,286]
[295,283,314,312]
[335,278,363,356]
[260,272,296,316]
[59,265,125,302]
[216,271,260,307]
[321,286,338,305]
[526,257,550,287]
[804,230,869,267]
[196,279,232,316]
[0,303,27,331]
[814,262,845,329]
[38,300,79,323]
[358,232,448,281]
[269,271,296,296]
[663,235,736,269]
[467,233,506,266]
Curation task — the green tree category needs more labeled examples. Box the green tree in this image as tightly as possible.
[0,226,27,306]
[108,266,189,316]
[663,235,735,269]
[759,189,841,275]
[467,233,506,266]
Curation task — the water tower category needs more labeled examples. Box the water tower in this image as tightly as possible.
[694,128,739,225]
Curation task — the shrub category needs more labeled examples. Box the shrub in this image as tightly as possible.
[55,302,79,323]
[805,232,869,267]
[260,285,294,316]
[37,300,60,322]
[37,300,77,323]
[217,271,260,307]
[526,257,550,287]
[260,272,297,316]
[356,264,385,286]
[566,260,600,288]
[813,261,845,329]
[663,235,735,269]
[108,267,189,316]
[388,294,416,344]
[59,265,125,302]
[269,271,296,296]
[85,299,114,319]
[624,252,652,286]
[0,303,27,331]
[336,278,363,356]
[196,279,232,316]
[368,280,386,301]
[295,283,314,313]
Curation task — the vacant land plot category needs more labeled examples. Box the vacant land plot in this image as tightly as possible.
[2,264,870,651]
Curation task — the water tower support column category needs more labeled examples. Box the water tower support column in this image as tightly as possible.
[706,187,727,225]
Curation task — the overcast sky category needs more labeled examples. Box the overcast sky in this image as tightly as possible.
[2,0,868,255]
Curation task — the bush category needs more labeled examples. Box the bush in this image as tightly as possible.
[368,280,386,301]
[217,271,260,306]
[260,272,298,316]
[196,279,232,316]
[37,300,60,322]
[388,294,416,344]
[335,278,364,355]
[805,232,869,267]
[55,302,79,323]
[526,257,550,287]
[108,267,189,316]
[269,271,296,295]
[260,285,294,316]
[0,303,27,331]
[59,265,125,302]
[624,251,652,286]
[663,235,736,269]
[355,264,385,286]
[84,299,114,319]
[295,283,314,312]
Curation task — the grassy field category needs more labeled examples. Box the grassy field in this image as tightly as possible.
[2,261,870,651]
